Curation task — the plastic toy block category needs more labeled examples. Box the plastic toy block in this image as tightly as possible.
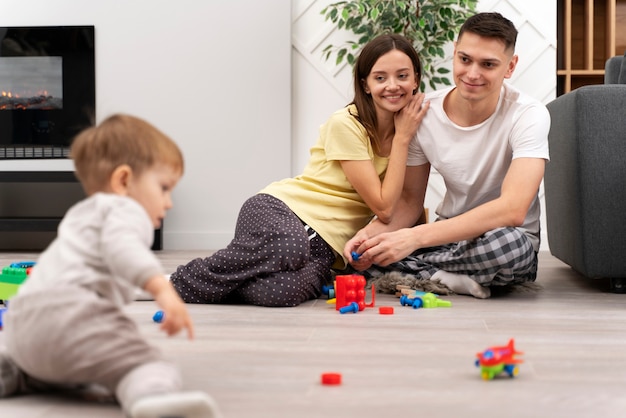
[153,310,164,323]
[396,285,429,298]
[321,372,342,385]
[0,267,29,301]
[421,293,452,308]
[0,267,28,284]
[322,284,335,299]
[335,274,375,311]
[400,294,423,309]
[351,251,361,261]
[0,283,21,301]
[339,302,359,314]
[378,306,394,314]
[9,261,36,269]
[0,307,6,330]
[399,292,451,309]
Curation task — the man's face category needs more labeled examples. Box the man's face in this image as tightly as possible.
[452,32,518,103]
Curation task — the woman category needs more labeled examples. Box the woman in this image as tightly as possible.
[171,34,429,307]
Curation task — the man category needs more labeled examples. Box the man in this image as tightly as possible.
[344,12,550,299]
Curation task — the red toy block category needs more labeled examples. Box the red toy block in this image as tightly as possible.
[321,372,342,385]
[335,274,375,311]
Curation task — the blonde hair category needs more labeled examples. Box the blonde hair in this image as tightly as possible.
[71,113,184,195]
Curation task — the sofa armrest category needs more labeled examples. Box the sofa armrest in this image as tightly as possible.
[545,85,626,277]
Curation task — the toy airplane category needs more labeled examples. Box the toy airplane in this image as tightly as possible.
[475,338,523,380]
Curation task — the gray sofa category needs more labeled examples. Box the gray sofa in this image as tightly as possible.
[544,52,626,293]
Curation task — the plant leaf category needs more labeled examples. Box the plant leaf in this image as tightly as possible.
[320,0,478,90]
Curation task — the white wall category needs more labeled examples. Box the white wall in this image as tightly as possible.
[0,0,292,250]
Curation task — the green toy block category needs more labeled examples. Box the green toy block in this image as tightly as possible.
[0,267,28,284]
[0,282,21,300]
[0,267,29,300]
[421,292,452,308]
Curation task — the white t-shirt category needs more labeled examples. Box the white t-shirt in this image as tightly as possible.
[17,193,164,307]
[407,83,550,251]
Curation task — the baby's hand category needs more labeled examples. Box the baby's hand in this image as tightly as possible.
[144,275,195,340]
[157,289,195,340]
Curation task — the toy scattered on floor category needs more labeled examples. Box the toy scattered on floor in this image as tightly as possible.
[152,310,165,323]
[339,301,359,314]
[399,291,451,309]
[322,284,335,299]
[335,274,375,313]
[321,372,342,385]
[0,306,6,330]
[475,339,523,380]
[378,306,394,315]
[0,265,32,302]
[10,261,36,269]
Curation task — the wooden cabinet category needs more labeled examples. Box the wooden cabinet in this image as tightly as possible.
[557,0,626,95]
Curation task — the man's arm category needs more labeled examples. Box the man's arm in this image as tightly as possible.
[344,163,429,269]
[360,157,545,266]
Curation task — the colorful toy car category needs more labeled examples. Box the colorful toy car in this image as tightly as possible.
[475,339,523,380]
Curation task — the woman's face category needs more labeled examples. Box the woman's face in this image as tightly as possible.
[363,49,418,118]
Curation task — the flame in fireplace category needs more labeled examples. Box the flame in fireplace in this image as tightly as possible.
[0,90,58,110]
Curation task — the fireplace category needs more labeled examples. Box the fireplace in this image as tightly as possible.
[0,26,95,159]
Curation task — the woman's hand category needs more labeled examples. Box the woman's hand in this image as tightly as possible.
[393,93,429,145]
[343,228,374,271]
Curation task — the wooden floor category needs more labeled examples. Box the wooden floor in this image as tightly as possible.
[1,250,626,418]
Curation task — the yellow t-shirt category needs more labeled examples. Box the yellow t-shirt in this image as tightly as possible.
[260,104,389,269]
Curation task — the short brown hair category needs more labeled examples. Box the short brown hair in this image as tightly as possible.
[458,12,518,52]
[71,114,184,195]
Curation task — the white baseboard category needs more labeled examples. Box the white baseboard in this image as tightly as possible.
[162,231,234,250]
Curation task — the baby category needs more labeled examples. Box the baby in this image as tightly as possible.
[0,114,221,418]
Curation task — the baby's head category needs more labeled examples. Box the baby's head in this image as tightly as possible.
[71,114,184,227]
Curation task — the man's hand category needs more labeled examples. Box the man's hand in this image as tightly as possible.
[358,227,420,267]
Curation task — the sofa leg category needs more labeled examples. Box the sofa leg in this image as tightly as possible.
[609,278,626,294]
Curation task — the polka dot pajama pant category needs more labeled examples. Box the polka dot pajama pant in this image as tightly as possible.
[171,194,336,307]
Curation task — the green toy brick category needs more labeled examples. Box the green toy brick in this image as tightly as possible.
[0,266,29,300]
[0,282,21,300]
[0,267,28,284]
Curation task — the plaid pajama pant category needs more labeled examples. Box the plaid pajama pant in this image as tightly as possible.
[364,227,538,286]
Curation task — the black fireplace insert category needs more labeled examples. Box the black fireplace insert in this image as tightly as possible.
[0,26,95,159]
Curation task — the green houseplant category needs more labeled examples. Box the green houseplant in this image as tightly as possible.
[321,0,478,91]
